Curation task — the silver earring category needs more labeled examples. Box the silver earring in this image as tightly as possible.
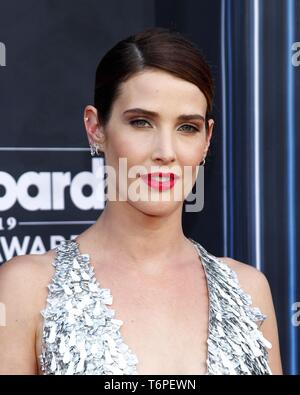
[200,158,206,166]
[90,143,96,156]
[95,143,102,156]
[90,143,102,156]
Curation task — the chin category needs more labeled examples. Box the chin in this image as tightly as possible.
[130,200,183,217]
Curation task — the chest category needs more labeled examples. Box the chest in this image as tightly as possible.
[93,262,210,375]
[36,265,208,374]
[37,241,272,375]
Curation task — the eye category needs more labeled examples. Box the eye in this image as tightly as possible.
[129,119,200,133]
[129,119,151,128]
[178,124,199,133]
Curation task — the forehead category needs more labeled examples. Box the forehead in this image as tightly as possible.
[114,69,207,114]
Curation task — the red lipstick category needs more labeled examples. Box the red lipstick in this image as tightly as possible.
[140,172,179,191]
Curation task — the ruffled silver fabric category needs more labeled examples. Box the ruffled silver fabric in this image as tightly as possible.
[188,238,272,375]
[39,237,272,375]
[39,240,138,375]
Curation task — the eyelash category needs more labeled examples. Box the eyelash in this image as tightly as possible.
[129,119,200,133]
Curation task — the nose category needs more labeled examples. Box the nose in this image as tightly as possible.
[151,130,176,165]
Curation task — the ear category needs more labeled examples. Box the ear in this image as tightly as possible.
[83,105,106,147]
[204,118,214,155]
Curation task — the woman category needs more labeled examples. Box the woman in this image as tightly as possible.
[0,27,282,375]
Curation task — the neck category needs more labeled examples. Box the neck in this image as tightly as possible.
[82,200,190,267]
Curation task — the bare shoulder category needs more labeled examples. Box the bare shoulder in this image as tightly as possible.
[0,248,57,329]
[218,256,283,375]
[218,256,270,303]
[1,249,55,278]
[0,249,56,304]
[0,249,56,374]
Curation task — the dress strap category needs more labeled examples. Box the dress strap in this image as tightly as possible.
[189,238,272,375]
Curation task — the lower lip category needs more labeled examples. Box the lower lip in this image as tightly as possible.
[141,175,176,191]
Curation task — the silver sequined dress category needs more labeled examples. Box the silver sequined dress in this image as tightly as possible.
[39,238,273,375]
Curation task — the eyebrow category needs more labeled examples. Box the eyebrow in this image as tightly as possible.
[122,108,205,122]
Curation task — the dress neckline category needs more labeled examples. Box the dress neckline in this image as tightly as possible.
[70,236,211,375]
[42,238,273,374]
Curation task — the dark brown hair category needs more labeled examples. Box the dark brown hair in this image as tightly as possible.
[94,27,214,132]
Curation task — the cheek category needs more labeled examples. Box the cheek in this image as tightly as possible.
[178,139,205,167]
[105,133,149,182]
[178,140,206,183]
[108,132,150,166]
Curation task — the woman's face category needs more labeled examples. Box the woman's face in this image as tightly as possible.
[85,69,214,216]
